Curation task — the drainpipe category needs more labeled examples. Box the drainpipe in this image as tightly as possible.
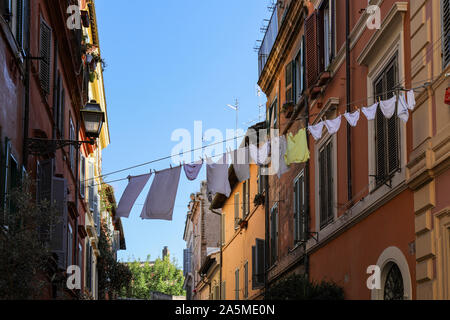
[346,0,353,203]
[303,96,310,281]
[22,2,31,170]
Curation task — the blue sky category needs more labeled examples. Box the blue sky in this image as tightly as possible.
[96,0,269,266]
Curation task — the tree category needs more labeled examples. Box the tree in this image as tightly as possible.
[0,178,58,300]
[97,221,132,300]
[123,255,185,299]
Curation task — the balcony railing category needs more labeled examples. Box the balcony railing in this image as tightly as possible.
[258,6,279,78]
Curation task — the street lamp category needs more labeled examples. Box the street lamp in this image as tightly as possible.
[25,100,105,156]
[81,100,105,139]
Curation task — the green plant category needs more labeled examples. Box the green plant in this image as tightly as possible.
[123,255,185,300]
[0,177,59,300]
[265,274,344,300]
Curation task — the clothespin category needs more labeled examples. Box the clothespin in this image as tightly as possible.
[170,164,173,169]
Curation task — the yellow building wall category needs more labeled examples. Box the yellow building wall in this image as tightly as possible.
[222,164,265,300]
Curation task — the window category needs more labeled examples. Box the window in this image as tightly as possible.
[242,180,250,218]
[374,57,399,184]
[285,61,294,103]
[244,261,248,299]
[69,118,75,172]
[294,171,306,243]
[55,76,65,138]
[78,243,83,271]
[271,98,278,129]
[270,203,278,265]
[384,263,404,300]
[221,281,226,300]
[252,238,265,289]
[234,192,240,228]
[319,139,333,229]
[235,268,240,300]
[67,224,73,267]
[318,0,336,71]
[80,155,86,198]
[257,166,266,194]
[443,0,450,68]
[39,17,52,94]
[294,37,305,103]
[88,160,95,211]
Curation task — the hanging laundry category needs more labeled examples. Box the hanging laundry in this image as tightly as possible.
[140,166,182,221]
[116,173,152,219]
[407,89,416,110]
[379,96,397,119]
[285,128,310,165]
[397,93,409,123]
[231,147,250,182]
[324,115,342,135]
[271,135,289,178]
[344,110,360,127]
[308,121,325,141]
[183,160,203,181]
[206,154,231,198]
[249,140,271,165]
[362,103,378,120]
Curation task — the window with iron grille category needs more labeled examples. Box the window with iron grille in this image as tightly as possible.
[442,0,450,68]
[294,171,306,243]
[270,203,278,265]
[39,17,52,94]
[374,56,400,184]
[319,139,333,229]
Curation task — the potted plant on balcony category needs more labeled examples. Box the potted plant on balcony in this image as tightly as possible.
[254,193,265,206]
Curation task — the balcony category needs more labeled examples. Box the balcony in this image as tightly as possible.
[258,6,279,78]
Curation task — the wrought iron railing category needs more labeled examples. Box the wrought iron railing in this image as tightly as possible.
[258,6,279,78]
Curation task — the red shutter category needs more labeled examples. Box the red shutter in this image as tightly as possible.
[305,11,318,89]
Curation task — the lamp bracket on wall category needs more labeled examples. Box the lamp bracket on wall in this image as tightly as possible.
[25,138,94,157]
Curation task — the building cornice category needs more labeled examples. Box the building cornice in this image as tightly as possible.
[257,0,308,94]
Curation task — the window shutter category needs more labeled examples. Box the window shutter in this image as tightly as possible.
[221,213,225,245]
[251,245,256,289]
[285,61,295,103]
[59,88,65,139]
[443,0,450,67]
[319,148,326,228]
[80,156,85,198]
[50,177,68,270]
[221,281,226,300]
[386,64,399,174]
[15,0,24,48]
[305,11,318,89]
[1,0,12,22]
[1,139,11,225]
[183,248,188,276]
[256,238,265,286]
[244,262,248,299]
[53,73,60,133]
[326,143,333,224]
[293,179,299,242]
[94,191,100,236]
[317,8,325,73]
[235,269,239,300]
[39,18,52,94]
[88,161,94,210]
[234,193,239,227]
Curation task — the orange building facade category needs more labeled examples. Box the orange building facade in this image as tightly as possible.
[256,0,434,300]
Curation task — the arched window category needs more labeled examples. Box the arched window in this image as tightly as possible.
[383,263,404,300]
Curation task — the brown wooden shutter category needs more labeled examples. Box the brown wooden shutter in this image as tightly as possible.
[386,63,399,174]
[39,18,52,94]
[285,61,295,103]
[317,8,325,73]
[326,143,333,223]
[443,0,450,67]
[305,11,318,89]
[319,148,326,228]
[50,177,68,270]
[374,78,386,181]
[251,245,256,288]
